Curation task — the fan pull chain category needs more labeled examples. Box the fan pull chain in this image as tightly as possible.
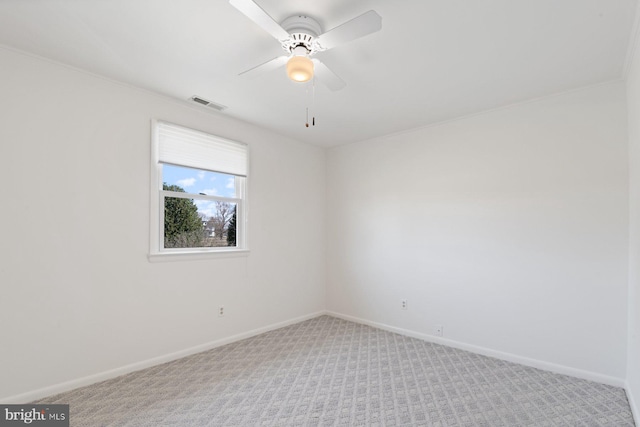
[304,78,316,128]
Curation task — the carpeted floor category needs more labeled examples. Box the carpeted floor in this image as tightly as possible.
[36,316,634,426]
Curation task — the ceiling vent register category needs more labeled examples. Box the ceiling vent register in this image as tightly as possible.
[190,96,227,111]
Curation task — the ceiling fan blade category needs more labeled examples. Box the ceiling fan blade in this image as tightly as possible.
[312,59,346,91]
[239,55,288,78]
[315,10,382,51]
[229,0,289,41]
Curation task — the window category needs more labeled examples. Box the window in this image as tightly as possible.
[149,120,248,259]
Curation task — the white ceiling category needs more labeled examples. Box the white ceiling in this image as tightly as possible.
[0,0,636,147]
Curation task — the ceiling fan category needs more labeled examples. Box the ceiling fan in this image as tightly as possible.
[229,0,382,91]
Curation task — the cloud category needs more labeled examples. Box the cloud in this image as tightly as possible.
[225,178,235,189]
[201,188,218,196]
[176,178,196,187]
[197,171,205,180]
[194,200,216,219]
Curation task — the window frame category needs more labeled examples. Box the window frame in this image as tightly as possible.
[148,120,249,262]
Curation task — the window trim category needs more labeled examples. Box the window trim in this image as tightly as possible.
[149,120,249,261]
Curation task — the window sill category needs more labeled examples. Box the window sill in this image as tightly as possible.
[148,249,250,263]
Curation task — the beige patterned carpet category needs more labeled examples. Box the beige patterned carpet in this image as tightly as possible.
[36,316,634,426]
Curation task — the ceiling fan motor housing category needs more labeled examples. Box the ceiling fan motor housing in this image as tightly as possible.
[280,15,323,55]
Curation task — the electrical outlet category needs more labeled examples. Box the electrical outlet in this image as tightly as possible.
[218,306,224,317]
[435,325,443,337]
[401,299,407,310]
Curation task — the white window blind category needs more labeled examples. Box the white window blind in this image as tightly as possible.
[156,121,247,177]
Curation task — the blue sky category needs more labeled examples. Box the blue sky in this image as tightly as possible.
[163,164,237,220]
[163,164,236,198]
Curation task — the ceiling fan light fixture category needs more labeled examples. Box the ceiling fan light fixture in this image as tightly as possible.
[286,55,314,82]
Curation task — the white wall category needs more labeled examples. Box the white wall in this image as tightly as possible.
[0,41,634,405]
[326,82,629,382]
[626,21,640,418]
[0,47,326,401]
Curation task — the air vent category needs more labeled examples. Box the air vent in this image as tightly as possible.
[189,96,227,111]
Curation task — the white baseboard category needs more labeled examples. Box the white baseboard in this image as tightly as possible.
[626,382,639,425]
[1,311,327,404]
[4,310,626,404]
[327,311,626,388]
